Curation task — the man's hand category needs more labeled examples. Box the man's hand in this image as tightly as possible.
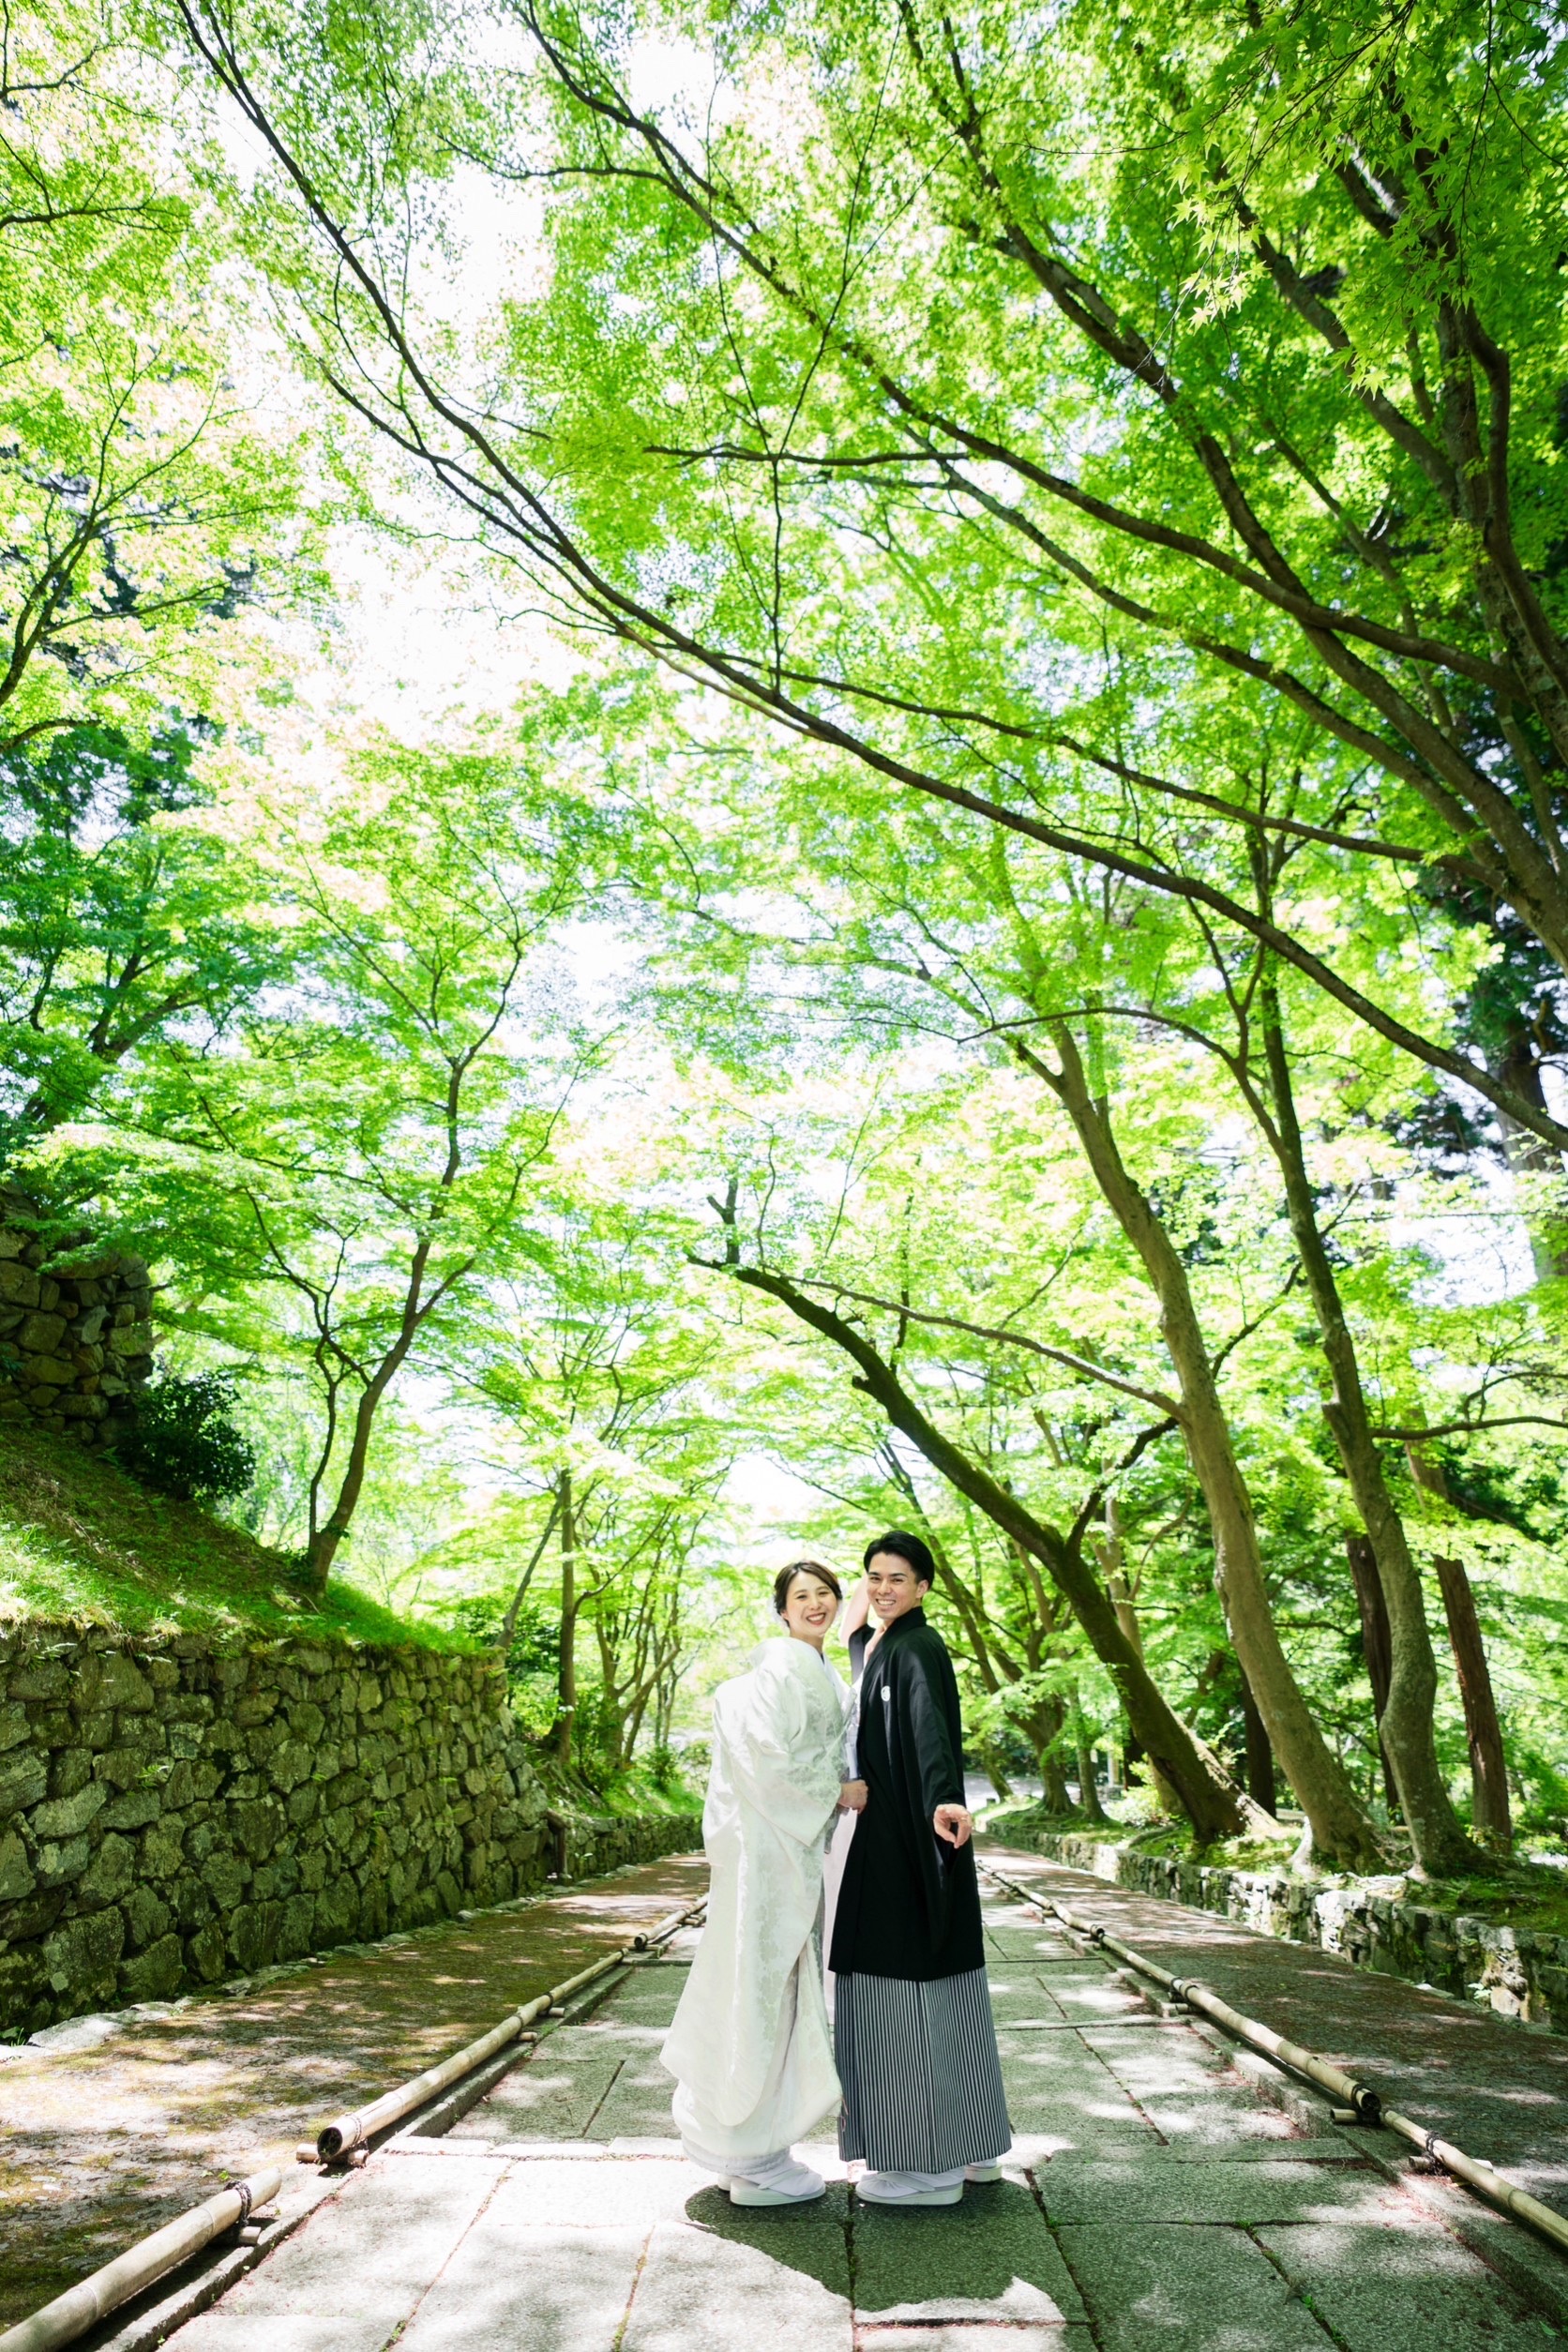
[933,1803,972,1848]
[838,1779,869,1811]
[842,1576,873,1641]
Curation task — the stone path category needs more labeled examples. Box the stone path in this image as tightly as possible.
[986,1847,1568,2198]
[128,1845,1568,2352]
[0,1849,706,2326]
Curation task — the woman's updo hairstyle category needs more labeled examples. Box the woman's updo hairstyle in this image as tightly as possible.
[862,1529,938,1588]
[773,1557,844,1619]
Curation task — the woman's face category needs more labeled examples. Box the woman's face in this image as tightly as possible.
[781,1570,839,1645]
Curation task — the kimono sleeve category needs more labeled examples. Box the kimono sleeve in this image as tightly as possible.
[720,1653,842,1847]
[901,1642,965,1823]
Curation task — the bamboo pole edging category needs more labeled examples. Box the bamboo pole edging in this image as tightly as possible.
[982,1862,1568,2262]
[0,2167,283,2352]
[312,1896,706,2164]
[0,1895,707,2352]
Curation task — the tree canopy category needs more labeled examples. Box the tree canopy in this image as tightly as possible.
[3,0,1568,1882]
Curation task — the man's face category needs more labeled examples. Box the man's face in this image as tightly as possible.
[867,1551,929,1623]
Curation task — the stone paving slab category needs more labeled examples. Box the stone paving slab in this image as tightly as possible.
[1139,2100,1324,2148]
[853,2183,1085,2323]
[1257,2217,1564,2351]
[397,2222,647,2352]
[126,1864,1568,2352]
[1047,1980,1153,2022]
[589,2053,689,2140]
[1039,2157,1399,2226]
[996,2033,1152,2137]
[610,1983,694,2023]
[156,2317,397,2352]
[1077,2026,1311,2146]
[624,2210,854,2352]
[856,2331,1093,2352]
[988,1973,1071,2025]
[1075,2023,1234,2087]
[1142,2134,1368,2164]
[188,2151,502,2323]
[482,2152,708,2226]
[1057,2221,1336,2350]
[446,2046,622,2141]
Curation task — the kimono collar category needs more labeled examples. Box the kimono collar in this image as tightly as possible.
[879,1606,927,1641]
[752,1634,830,1677]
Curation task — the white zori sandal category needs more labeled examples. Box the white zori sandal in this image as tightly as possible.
[728,2155,827,2207]
[856,2168,965,2206]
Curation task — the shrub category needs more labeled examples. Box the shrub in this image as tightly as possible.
[116,1372,256,1502]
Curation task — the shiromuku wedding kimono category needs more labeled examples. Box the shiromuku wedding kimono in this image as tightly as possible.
[661,1636,849,2178]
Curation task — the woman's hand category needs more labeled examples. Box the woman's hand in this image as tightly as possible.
[933,1802,973,1848]
[838,1779,869,1811]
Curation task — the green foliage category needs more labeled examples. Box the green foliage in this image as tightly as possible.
[0,5,315,753]
[115,1370,256,1501]
[0,725,284,1163]
[168,0,1568,1160]
[8,0,1568,1871]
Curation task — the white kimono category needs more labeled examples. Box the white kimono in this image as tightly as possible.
[662,1637,849,2167]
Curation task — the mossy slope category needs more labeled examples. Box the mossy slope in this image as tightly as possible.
[0,1421,455,1646]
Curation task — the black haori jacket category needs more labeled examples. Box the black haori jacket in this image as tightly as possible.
[829,1608,985,1982]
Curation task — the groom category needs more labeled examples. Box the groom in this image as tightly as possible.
[830,1530,1011,2206]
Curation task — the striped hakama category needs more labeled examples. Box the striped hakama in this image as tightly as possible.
[837,1966,1011,2173]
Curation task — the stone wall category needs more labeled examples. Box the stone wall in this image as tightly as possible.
[549,1807,705,1883]
[1004,1824,1568,2034]
[0,1194,154,1447]
[0,1625,698,2036]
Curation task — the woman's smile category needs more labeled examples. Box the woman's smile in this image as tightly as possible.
[781,1566,842,1651]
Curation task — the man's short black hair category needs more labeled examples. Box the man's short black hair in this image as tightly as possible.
[862,1529,938,1588]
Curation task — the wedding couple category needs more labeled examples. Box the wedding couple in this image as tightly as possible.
[660,1531,1012,2209]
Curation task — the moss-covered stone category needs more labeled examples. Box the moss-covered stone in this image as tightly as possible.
[117,1931,183,2001]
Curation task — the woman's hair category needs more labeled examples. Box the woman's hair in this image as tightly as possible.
[773,1557,844,1617]
[862,1529,938,1588]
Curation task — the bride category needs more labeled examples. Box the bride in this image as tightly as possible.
[661,1557,866,2206]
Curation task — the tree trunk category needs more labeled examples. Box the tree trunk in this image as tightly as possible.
[301,1241,444,1593]
[1434,1554,1514,1853]
[1346,1534,1398,1810]
[303,1374,390,1592]
[1073,1687,1108,1823]
[556,1470,578,1767]
[1026,1025,1380,1867]
[498,1490,563,1654]
[1252,971,1486,1875]
[1094,1501,1180,1815]
[726,1258,1265,1843]
[1238,1662,1277,1818]
[1491,1018,1568,1281]
[1023,1692,1069,1809]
